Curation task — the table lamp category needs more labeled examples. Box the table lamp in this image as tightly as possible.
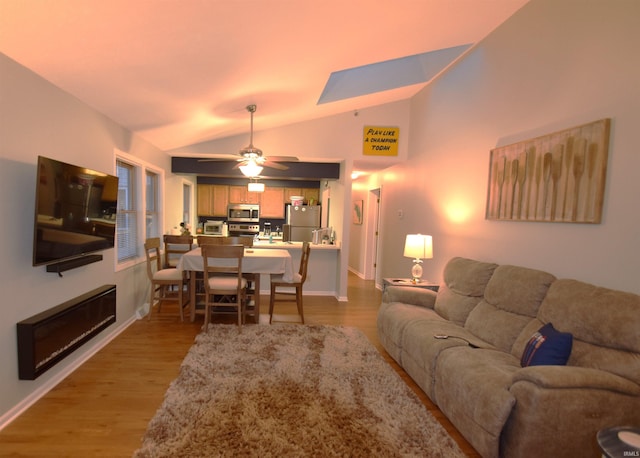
[403,234,433,283]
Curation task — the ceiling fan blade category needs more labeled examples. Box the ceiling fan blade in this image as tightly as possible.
[267,156,299,162]
[262,160,289,170]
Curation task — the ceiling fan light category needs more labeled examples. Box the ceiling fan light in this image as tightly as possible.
[239,160,263,177]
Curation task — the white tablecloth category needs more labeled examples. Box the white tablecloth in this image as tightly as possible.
[177,247,294,282]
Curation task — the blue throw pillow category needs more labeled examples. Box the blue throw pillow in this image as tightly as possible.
[521,323,573,367]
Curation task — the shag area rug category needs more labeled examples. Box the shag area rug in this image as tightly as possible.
[133,324,465,457]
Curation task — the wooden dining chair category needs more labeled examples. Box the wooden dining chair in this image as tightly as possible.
[220,237,259,321]
[163,234,194,268]
[144,237,189,321]
[198,236,258,320]
[269,241,311,324]
[201,244,247,328]
[224,236,254,247]
[197,236,224,246]
[197,235,254,246]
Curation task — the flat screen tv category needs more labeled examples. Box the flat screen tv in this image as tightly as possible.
[33,156,119,266]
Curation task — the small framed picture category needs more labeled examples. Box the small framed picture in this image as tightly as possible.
[353,200,363,225]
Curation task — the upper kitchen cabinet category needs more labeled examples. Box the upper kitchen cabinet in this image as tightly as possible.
[229,185,260,204]
[197,184,229,217]
[302,188,319,204]
[260,187,285,218]
[285,187,319,204]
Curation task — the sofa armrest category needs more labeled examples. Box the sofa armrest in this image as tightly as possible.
[382,285,437,309]
[513,365,640,396]
[505,365,640,457]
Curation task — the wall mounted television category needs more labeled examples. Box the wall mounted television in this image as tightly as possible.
[33,156,118,268]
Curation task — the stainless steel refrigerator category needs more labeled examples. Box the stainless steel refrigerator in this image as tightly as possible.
[284,205,321,242]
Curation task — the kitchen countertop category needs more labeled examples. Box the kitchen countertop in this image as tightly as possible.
[253,240,340,250]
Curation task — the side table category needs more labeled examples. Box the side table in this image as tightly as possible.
[383,278,439,293]
[597,426,640,458]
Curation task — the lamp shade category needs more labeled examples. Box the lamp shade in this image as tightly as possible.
[403,234,433,260]
[239,159,263,177]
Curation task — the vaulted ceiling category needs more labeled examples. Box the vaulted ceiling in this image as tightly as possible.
[0,0,528,154]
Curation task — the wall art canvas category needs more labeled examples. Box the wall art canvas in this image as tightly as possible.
[486,118,610,223]
[353,200,363,225]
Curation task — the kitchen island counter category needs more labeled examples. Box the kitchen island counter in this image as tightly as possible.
[253,240,340,250]
[251,241,339,296]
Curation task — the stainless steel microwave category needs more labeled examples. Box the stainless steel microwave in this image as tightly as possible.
[227,204,259,223]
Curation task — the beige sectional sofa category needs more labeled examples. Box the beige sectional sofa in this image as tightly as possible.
[377,257,640,458]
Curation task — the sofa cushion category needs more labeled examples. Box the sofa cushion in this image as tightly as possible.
[377,300,445,364]
[434,347,519,458]
[465,264,555,353]
[537,279,640,384]
[520,322,573,367]
[434,257,498,326]
[401,319,490,400]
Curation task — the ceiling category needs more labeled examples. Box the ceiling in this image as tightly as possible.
[0,0,528,157]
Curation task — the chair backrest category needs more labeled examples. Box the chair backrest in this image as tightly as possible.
[201,244,245,280]
[197,236,224,246]
[198,236,254,247]
[223,236,254,247]
[298,241,311,284]
[163,234,194,268]
[144,237,162,280]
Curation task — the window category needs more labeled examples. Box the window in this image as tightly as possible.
[146,170,159,239]
[116,160,138,263]
[183,182,192,228]
[115,151,164,268]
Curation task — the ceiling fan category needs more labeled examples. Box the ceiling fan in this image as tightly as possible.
[199,104,298,177]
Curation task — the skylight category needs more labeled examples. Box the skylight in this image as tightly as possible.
[317,44,472,104]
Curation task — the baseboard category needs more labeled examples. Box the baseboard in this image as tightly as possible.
[0,315,137,431]
[258,289,337,296]
[347,267,366,279]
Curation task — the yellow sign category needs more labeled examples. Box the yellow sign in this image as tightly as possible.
[363,126,399,156]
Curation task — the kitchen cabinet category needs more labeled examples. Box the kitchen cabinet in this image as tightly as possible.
[199,184,320,217]
[197,184,229,216]
[229,185,260,204]
[259,187,285,218]
[302,188,319,204]
[284,187,302,202]
[284,187,320,205]
[212,185,229,215]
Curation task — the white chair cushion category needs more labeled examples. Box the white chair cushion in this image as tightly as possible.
[153,268,183,281]
[207,276,247,291]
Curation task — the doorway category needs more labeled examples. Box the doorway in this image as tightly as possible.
[363,188,381,282]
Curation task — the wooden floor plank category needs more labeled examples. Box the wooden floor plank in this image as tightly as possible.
[0,273,479,457]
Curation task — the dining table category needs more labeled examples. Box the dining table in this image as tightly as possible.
[177,247,294,322]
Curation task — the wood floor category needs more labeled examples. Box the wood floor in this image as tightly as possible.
[0,273,480,457]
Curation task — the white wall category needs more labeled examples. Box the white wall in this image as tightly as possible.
[375,0,640,295]
[0,53,179,422]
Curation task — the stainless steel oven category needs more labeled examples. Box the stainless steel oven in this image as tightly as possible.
[228,223,260,237]
[227,204,259,223]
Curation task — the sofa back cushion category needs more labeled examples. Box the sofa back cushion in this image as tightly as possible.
[434,257,497,326]
[465,264,556,353]
[536,279,640,384]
